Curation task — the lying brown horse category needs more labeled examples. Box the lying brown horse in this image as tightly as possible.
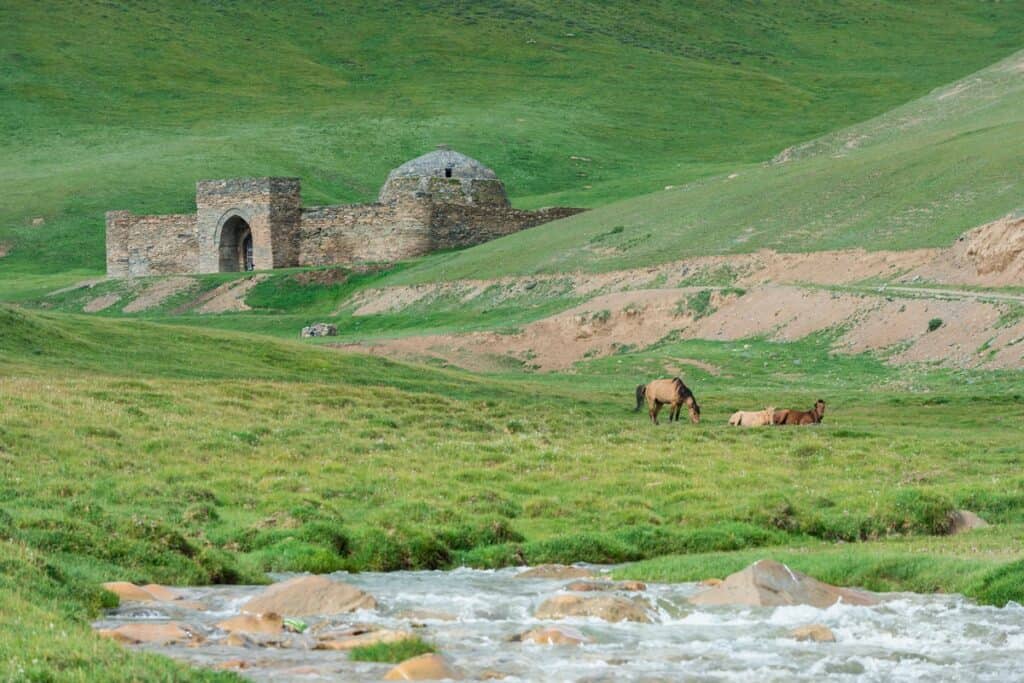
[728,407,775,427]
[774,399,826,425]
[635,378,701,425]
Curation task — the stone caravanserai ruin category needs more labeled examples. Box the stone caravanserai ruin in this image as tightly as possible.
[105,149,584,277]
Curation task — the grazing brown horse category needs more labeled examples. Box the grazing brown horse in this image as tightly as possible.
[774,399,826,425]
[635,378,701,425]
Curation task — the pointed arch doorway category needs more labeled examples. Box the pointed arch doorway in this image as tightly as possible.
[218,215,256,272]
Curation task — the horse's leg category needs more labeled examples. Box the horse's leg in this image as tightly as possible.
[671,402,681,422]
[650,401,662,425]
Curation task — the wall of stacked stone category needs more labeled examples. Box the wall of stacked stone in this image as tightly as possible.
[429,205,585,251]
[105,211,198,277]
[298,201,434,266]
[378,176,510,206]
[196,177,301,272]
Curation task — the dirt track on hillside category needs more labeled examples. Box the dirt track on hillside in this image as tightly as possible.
[339,215,1024,371]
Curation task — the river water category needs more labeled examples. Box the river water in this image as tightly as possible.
[94,567,1024,681]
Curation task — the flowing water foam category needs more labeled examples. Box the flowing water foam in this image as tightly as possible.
[94,567,1024,681]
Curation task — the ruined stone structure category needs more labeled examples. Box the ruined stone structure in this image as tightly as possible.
[106,150,583,277]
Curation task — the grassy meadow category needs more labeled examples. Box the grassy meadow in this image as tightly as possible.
[3,2,1024,679]
[3,305,1024,679]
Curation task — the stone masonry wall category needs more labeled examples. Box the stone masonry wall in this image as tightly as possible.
[298,201,434,266]
[105,211,198,277]
[196,178,301,272]
[429,205,585,251]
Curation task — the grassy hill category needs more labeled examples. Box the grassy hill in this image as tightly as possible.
[390,48,1024,282]
[4,1,1024,278]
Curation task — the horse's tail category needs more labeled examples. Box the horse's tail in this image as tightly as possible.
[635,384,646,411]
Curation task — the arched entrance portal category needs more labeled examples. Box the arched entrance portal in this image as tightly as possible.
[218,215,255,272]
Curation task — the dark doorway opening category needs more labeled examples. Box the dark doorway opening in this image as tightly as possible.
[218,215,254,272]
[444,166,453,178]
[243,234,254,271]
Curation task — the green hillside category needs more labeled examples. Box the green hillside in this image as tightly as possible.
[4,1,1024,277]
[391,48,1024,282]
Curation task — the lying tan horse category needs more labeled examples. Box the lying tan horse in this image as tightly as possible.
[774,399,826,425]
[635,378,701,424]
[728,407,775,427]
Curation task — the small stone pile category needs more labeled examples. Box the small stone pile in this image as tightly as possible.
[300,323,337,338]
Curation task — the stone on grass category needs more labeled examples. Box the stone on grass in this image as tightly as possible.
[535,594,651,623]
[790,624,836,642]
[513,625,590,646]
[241,575,376,617]
[516,564,596,580]
[98,622,202,645]
[949,510,988,534]
[383,653,462,680]
[300,323,337,338]
[688,559,877,608]
[216,612,284,635]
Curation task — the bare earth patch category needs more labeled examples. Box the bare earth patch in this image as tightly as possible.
[193,275,268,314]
[83,293,122,313]
[341,216,1024,371]
[123,276,197,313]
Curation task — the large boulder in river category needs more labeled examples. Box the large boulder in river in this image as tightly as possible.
[516,564,596,580]
[689,559,877,608]
[535,594,652,623]
[241,575,376,617]
[384,653,463,680]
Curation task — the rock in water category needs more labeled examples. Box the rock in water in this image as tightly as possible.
[790,624,836,642]
[688,559,877,608]
[949,510,988,534]
[515,564,596,580]
[534,594,652,623]
[98,622,202,645]
[564,580,646,592]
[315,628,413,651]
[513,625,590,646]
[140,584,181,601]
[102,582,157,602]
[300,323,338,338]
[216,612,284,634]
[241,575,376,617]
[384,653,462,680]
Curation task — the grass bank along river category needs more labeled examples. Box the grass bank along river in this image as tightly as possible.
[2,305,1024,678]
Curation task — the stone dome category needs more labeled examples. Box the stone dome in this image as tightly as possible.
[378,150,508,206]
[385,150,499,181]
